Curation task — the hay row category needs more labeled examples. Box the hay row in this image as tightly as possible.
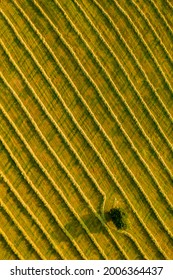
[0,200,44,259]
[30,0,173,180]
[1,173,63,259]
[3,1,172,258]
[107,0,173,112]
[0,227,23,259]
[1,77,128,260]
[0,138,83,260]
[89,0,173,125]
[8,0,173,219]
[1,136,86,259]
[1,68,160,260]
[0,24,170,258]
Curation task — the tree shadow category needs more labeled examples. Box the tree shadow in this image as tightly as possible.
[64,212,106,238]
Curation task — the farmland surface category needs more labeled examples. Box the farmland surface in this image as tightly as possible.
[0,0,173,260]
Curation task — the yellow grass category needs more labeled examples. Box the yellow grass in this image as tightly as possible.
[0,0,173,259]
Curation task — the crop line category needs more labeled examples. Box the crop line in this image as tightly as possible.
[3,73,149,261]
[0,72,126,260]
[0,67,106,205]
[8,1,104,199]
[0,7,143,260]
[0,199,45,259]
[1,112,104,261]
[1,55,146,262]
[0,227,24,259]
[113,0,173,109]
[166,0,173,9]
[76,0,173,113]
[121,231,147,260]
[0,43,129,261]
[34,0,173,184]
[54,0,173,183]
[130,0,173,117]
[2,121,155,259]
[1,82,169,260]
[95,0,173,124]
[4,0,172,258]
[2,5,173,246]
[1,79,109,260]
[0,50,147,262]
[1,95,166,261]
[0,89,112,260]
[28,0,172,213]
[2,7,170,260]
[49,1,173,209]
[71,0,173,154]
[149,0,173,36]
[1,67,105,207]
[90,0,173,172]
[2,81,146,259]
[2,6,173,247]
[0,137,85,260]
[1,172,63,260]
[132,0,173,64]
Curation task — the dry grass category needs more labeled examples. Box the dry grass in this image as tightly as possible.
[0,0,173,259]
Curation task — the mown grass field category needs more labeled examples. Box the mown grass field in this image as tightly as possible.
[0,0,173,260]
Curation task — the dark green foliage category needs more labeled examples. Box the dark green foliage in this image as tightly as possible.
[108,208,125,229]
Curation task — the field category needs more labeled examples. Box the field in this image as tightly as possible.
[0,0,173,260]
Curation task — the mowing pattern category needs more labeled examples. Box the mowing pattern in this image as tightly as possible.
[0,0,173,260]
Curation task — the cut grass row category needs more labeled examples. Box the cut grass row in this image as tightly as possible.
[1,174,65,260]
[0,115,108,260]
[1,77,143,259]
[0,142,83,259]
[75,2,172,117]
[1,7,173,258]
[1,0,172,260]
[1,0,173,230]
[17,0,173,183]
[0,228,20,259]
[0,29,171,260]
[62,0,173,146]
[88,0,173,125]
[0,202,41,260]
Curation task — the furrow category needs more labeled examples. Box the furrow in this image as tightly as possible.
[1,85,109,261]
[47,1,173,216]
[33,0,173,179]
[0,52,147,260]
[0,136,85,260]
[1,107,105,260]
[0,72,165,262]
[1,12,172,258]
[27,0,173,214]
[113,0,173,115]
[1,0,172,258]
[130,0,173,113]
[0,199,45,259]
[131,0,173,64]
[49,0,172,183]
[149,0,173,35]
[86,0,173,179]
[1,63,105,211]
[0,39,135,260]
[97,0,173,121]
[166,0,173,9]
[73,0,173,152]
[0,139,84,260]
[0,228,23,260]
[0,39,127,260]
[1,6,144,259]
[1,172,63,260]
